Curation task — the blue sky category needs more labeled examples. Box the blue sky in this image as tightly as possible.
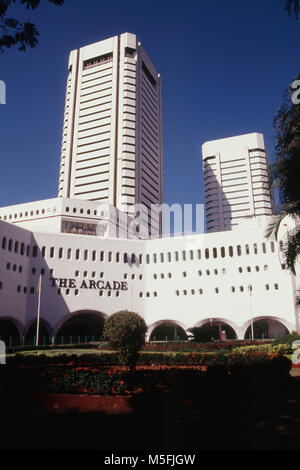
[0,0,299,209]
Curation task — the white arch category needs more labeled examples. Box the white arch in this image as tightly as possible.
[241,315,293,339]
[53,309,108,337]
[192,317,240,338]
[147,319,189,341]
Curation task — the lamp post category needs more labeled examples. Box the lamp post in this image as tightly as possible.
[248,285,254,340]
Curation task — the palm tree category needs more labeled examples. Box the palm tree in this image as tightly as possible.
[264,74,300,275]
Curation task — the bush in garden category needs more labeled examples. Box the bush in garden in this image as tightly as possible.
[103,310,147,370]
[232,344,292,354]
[272,333,300,347]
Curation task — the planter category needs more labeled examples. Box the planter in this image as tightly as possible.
[35,393,134,414]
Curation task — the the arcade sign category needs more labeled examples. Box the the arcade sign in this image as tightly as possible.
[50,277,128,291]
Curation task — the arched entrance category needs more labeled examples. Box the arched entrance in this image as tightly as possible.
[244,317,290,339]
[149,321,188,341]
[54,310,106,344]
[191,319,237,342]
[24,319,51,346]
[0,318,21,346]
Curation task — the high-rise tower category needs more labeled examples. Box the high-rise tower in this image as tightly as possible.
[58,33,163,236]
[202,132,275,232]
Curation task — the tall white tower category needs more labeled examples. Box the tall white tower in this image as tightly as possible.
[58,33,163,236]
[202,132,275,232]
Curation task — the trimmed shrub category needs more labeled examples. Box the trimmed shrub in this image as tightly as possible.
[232,343,292,354]
[103,311,147,370]
[272,333,300,347]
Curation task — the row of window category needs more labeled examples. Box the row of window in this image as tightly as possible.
[1,236,277,264]
[39,242,278,264]
[174,283,279,296]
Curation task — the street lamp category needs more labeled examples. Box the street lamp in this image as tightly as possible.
[248,285,254,340]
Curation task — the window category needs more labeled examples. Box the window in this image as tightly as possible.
[221,247,225,258]
[198,270,202,276]
[175,290,180,296]
[100,251,105,262]
[190,250,194,260]
[153,254,157,263]
[146,254,150,264]
[84,250,88,261]
[255,265,260,272]
[264,265,268,271]
[116,252,120,263]
[2,237,7,249]
[262,242,266,254]
[240,286,244,292]
[197,249,201,259]
[214,269,218,275]
[59,248,63,259]
[50,247,55,258]
[76,249,80,260]
[245,244,250,255]
[247,266,251,272]
[183,271,187,277]
[215,288,219,294]
[175,251,179,261]
[199,289,203,295]
[231,286,235,293]
[266,284,270,290]
[160,253,164,263]
[75,271,79,277]
[14,241,19,254]
[229,246,233,257]
[205,248,209,259]
[237,245,242,256]
[222,268,226,274]
[253,243,258,254]
[274,283,279,290]
[84,271,88,277]
[67,248,72,260]
[213,248,217,258]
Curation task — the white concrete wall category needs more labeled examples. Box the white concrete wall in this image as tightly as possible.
[0,212,297,341]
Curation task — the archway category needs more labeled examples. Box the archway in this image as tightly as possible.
[55,311,106,344]
[0,318,21,346]
[244,317,290,339]
[191,319,237,342]
[149,321,188,341]
[24,319,51,346]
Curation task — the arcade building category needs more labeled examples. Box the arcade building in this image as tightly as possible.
[0,33,299,345]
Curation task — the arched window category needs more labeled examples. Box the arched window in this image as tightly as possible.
[213,248,217,258]
[221,247,225,258]
[229,246,233,257]
[262,242,266,254]
[205,248,209,259]
[237,245,242,256]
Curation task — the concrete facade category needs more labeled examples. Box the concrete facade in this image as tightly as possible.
[202,133,275,232]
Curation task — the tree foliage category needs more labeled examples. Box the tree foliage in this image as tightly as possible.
[0,0,64,53]
[265,74,300,274]
[285,0,299,19]
[103,310,147,370]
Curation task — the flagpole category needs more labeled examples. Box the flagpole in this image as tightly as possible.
[36,274,42,347]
